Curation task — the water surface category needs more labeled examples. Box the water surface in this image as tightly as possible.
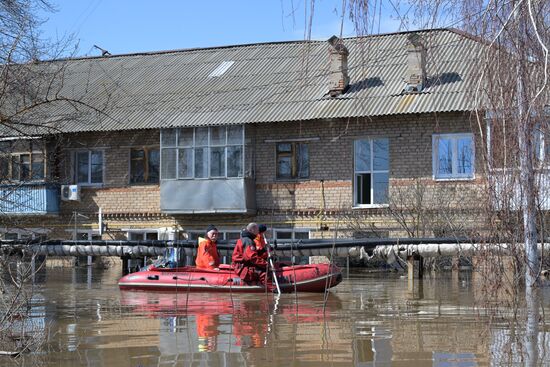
[5,266,550,366]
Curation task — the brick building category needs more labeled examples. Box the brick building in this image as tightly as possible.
[0,29,488,244]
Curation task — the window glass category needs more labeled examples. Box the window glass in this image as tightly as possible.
[227,146,243,177]
[373,139,389,171]
[373,172,389,204]
[161,148,177,179]
[434,134,474,179]
[355,140,371,172]
[276,231,292,240]
[354,138,389,205]
[195,128,208,146]
[31,154,44,180]
[210,126,226,146]
[277,155,292,178]
[76,152,89,183]
[457,138,473,174]
[297,144,309,178]
[128,232,143,241]
[227,125,243,145]
[437,138,453,175]
[90,151,103,183]
[278,143,292,153]
[20,154,30,181]
[194,147,208,178]
[226,232,241,241]
[148,149,160,183]
[161,129,177,146]
[4,233,18,240]
[130,149,145,183]
[294,231,309,240]
[0,156,9,180]
[77,232,89,240]
[160,125,245,179]
[210,146,226,177]
[145,232,158,240]
[178,148,193,178]
[178,128,194,147]
[276,142,309,179]
[11,156,19,181]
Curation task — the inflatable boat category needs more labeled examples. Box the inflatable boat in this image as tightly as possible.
[118,263,342,293]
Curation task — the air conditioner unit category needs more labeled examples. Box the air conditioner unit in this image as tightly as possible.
[61,185,80,201]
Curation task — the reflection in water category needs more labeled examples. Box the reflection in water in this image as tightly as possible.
[3,266,550,366]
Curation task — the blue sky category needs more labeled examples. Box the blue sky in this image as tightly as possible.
[39,0,404,57]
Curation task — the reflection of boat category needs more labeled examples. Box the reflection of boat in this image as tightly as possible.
[118,263,342,293]
[120,291,343,351]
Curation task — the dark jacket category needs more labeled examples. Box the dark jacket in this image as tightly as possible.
[231,230,256,265]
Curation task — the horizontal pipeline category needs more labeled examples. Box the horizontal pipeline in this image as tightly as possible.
[0,237,474,259]
[7,238,545,259]
[366,243,550,261]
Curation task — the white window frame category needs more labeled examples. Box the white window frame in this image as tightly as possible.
[1,228,49,240]
[185,230,240,241]
[353,138,390,208]
[125,229,159,241]
[73,149,105,186]
[160,126,245,180]
[64,229,100,240]
[432,133,475,181]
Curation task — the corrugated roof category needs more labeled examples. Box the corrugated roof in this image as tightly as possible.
[2,28,482,136]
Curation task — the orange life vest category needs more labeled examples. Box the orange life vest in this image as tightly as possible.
[195,237,220,270]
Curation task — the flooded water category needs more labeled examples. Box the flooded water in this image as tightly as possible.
[4,266,550,366]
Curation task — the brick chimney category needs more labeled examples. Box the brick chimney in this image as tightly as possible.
[327,35,350,97]
[405,34,426,92]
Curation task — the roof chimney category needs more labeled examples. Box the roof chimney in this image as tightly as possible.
[327,36,349,97]
[404,34,426,92]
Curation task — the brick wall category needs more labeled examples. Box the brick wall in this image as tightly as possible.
[6,112,486,239]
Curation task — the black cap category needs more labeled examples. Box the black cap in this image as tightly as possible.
[206,224,217,233]
[258,224,267,233]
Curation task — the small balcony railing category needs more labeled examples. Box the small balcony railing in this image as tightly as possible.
[0,182,60,215]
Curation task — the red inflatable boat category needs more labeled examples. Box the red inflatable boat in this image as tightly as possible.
[118,263,342,293]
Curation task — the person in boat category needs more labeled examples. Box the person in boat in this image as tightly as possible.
[195,225,220,270]
[232,223,269,284]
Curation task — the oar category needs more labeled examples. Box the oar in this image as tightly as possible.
[264,235,281,295]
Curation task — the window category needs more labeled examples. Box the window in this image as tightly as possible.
[186,230,240,242]
[127,231,158,241]
[274,229,310,265]
[274,229,310,241]
[76,232,102,241]
[130,148,160,184]
[75,150,103,184]
[160,126,244,179]
[354,138,389,206]
[1,153,45,181]
[432,134,474,180]
[276,142,309,179]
